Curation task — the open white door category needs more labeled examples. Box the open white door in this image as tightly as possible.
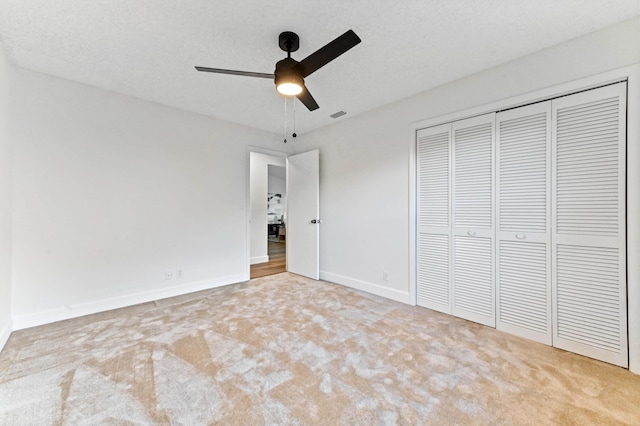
[286,149,320,279]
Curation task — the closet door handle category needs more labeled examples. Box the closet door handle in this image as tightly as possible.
[516,233,526,240]
[467,231,476,236]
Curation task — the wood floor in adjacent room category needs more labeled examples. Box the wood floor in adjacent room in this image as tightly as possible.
[1,272,640,424]
[251,239,286,279]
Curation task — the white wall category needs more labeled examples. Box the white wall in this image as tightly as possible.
[8,66,283,328]
[0,43,12,350]
[268,165,286,202]
[250,152,286,264]
[294,17,640,365]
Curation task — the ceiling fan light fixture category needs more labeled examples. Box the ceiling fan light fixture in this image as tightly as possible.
[277,82,303,96]
[276,73,303,96]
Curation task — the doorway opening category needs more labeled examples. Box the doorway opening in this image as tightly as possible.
[249,152,287,278]
[247,148,320,280]
[252,165,287,278]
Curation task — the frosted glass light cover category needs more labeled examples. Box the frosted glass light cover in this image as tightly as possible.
[277,82,302,96]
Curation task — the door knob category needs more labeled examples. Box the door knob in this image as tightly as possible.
[310,219,322,224]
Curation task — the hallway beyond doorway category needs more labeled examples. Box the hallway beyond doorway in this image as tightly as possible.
[250,240,286,278]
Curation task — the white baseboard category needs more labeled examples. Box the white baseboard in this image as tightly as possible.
[0,318,12,352]
[12,273,249,331]
[319,271,412,305]
[250,255,269,265]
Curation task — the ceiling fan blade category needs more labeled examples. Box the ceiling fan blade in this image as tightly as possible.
[294,30,361,78]
[296,85,319,111]
[195,66,275,79]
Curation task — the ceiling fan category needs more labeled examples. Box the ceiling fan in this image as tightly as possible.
[195,30,361,111]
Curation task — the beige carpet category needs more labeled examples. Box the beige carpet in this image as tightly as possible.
[1,272,639,425]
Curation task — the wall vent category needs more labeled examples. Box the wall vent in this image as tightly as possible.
[330,110,347,119]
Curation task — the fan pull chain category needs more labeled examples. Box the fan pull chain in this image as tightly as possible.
[283,96,288,143]
[292,97,297,138]
[283,96,299,143]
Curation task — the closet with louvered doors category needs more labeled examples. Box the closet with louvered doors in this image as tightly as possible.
[496,102,552,345]
[416,82,628,367]
[551,83,628,368]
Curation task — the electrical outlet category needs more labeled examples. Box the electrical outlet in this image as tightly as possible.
[383,271,389,281]
[165,270,173,280]
[176,269,183,279]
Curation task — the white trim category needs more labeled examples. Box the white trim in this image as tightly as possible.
[0,319,11,352]
[250,255,269,265]
[626,65,640,375]
[12,273,248,331]
[408,126,417,306]
[410,67,635,132]
[320,271,412,304]
[408,63,640,374]
[246,145,290,158]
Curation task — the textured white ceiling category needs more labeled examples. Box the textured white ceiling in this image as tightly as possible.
[1,1,638,135]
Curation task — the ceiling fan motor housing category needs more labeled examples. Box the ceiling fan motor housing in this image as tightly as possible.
[275,57,304,88]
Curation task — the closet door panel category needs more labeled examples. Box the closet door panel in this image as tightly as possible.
[452,113,495,327]
[418,234,450,311]
[552,83,627,367]
[453,235,493,323]
[556,244,622,352]
[417,124,452,313]
[498,240,549,340]
[496,102,552,344]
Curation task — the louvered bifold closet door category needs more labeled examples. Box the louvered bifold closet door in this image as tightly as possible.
[496,102,552,345]
[552,83,628,367]
[417,124,452,313]
[452,113,496,327]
